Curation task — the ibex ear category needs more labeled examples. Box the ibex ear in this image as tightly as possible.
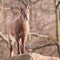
[20,7,24,11]
[20,7,25,14]
[25,5,30,13]
[27,5,30,10]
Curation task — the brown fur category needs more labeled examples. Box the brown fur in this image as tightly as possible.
[6,7,29,57]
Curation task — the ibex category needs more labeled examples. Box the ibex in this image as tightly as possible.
[6,2,30,57]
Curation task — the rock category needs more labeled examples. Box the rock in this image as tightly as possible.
[1,54,32,60]
[1,53,60,60]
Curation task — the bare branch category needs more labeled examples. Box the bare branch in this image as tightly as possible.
[19,0,27,7]
[29,32,56,41]
[0,31,56,43]
[40,20,56,31]
[32,43,57,51]
[56,0,60,8]
[0,32,9,43]
[29,32,49,38]
[29,0,40,5]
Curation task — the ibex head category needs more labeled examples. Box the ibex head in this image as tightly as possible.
[25,5,30,21]
[20,0,30,20]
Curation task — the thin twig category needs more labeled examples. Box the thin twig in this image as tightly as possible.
[32,43,57,51]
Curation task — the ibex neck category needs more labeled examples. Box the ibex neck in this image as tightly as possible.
[26,10,30,21]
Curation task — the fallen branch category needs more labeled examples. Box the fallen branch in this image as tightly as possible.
[29,32,49,38]
[0,32,9,43]
[0,31,55,43]
[29,43,57,51]
[29,32,56,41]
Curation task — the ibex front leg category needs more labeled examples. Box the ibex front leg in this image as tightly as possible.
[16,37,20,54]
[20,36,27,54]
